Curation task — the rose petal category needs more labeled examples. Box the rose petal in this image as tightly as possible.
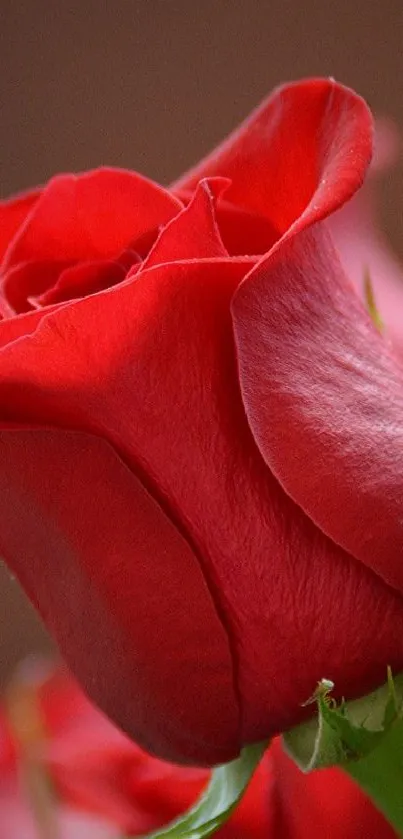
[37,260,128,307]
[0,188,41,263]
[0,428,239,765]
[174,78,372,238]
[214,200,279,255]
[2,168,182,269]
[232,223,403,593]
[2,259,403,750]
[329,119,403,358]
[0,300,72,348]
[141,178,229,271]
[0,260,72,316]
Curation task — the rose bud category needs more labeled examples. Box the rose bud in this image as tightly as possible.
[1,78,403,766]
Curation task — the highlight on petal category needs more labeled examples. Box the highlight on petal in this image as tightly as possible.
[0,428,239,766]
[232,222,403,594]
[2,168,182,269]
[174,78,372,240]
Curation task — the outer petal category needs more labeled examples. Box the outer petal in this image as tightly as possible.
[2,260,403,753]
[174,78,372,238]
[267,739,396,838]
[232,224,403,593]
[2,168,182,269]
[212,201,278,256]
[0,429,239,765]
[0,188,41,263]
[0,301,72,348]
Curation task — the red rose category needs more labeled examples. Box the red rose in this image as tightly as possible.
[1,77,403,765]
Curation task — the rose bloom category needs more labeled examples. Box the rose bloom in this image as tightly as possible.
[1,77,403,766]
[0,661,396,839]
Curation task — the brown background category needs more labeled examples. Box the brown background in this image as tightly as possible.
[1,0,403,684]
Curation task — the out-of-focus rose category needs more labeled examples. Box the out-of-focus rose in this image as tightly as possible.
[329,117,403,358]
[1,77,403,766]
[0,661,270,838]
[267,739,397,838]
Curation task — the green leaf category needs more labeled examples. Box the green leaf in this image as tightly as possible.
[364,267,384,332]
[283,671,403,836]
[130,740,267,839]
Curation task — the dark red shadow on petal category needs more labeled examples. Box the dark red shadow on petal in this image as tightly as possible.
[267,739,395,839]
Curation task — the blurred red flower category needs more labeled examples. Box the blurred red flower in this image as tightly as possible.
[0,660,271,838]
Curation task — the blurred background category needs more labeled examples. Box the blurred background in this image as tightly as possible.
[1,0,403,684]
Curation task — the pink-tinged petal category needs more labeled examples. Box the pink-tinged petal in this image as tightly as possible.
[0,791,116,839]
[0,428,239,765]
[267,739,395,839]
[329,118,403,358]
[141,178,229,271]
[0,188,41,263]
[174,78,372,238]
[0,260,72,316]
[232,223,403,593]
[2,168,182,269]
[2,259,403,753]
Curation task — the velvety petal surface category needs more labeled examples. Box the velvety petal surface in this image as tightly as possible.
[2,258,403,756]
[232,223,403,593]
[0,429,239,765]
[0,260,72,316]
[174,78,372,239]
[2,168,182,269]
